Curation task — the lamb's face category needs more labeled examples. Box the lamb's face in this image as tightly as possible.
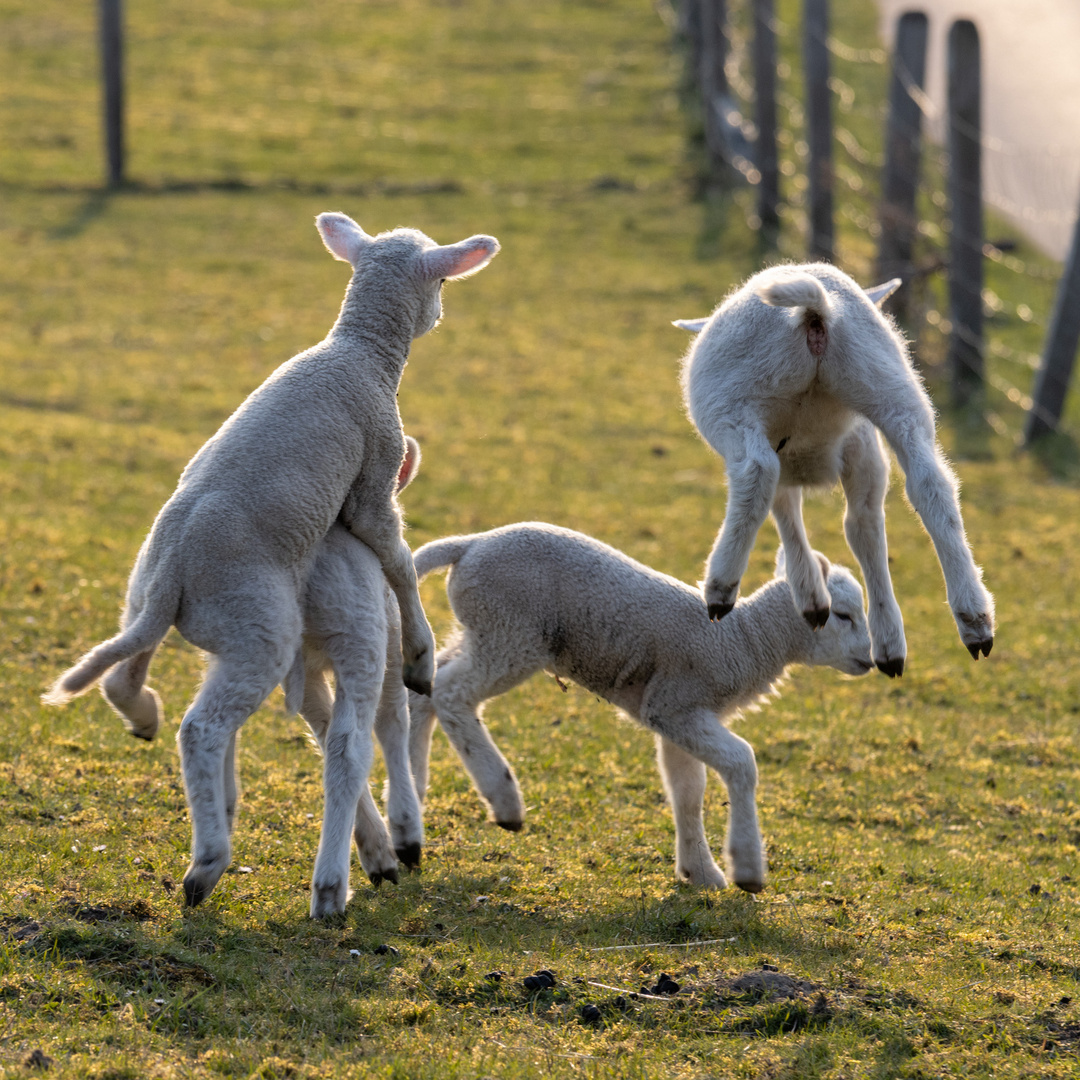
[811,566,873,676]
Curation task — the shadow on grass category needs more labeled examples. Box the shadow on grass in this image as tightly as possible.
[1027,429,1080,482]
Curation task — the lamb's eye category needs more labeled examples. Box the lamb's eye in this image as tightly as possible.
[833,611,853,624]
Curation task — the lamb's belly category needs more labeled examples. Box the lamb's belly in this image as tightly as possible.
[769,394,857,487]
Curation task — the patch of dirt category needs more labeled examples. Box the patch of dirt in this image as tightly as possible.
[0,916,42,942]
[715,969,823,1004]
[62,897,154,923]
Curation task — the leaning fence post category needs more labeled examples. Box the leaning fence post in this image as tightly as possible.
[1025,197,1080,444]
[803,0,834,261]
[876,11,928,324]
[752,0,780,237]
[99,0,125,188]
[946,19,983,408]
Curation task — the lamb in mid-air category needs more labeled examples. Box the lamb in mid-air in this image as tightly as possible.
[407,522,873,893]
[43,213,499,914]
[675,263,994,677]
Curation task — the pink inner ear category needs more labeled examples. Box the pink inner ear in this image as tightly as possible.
[425,237,498,280]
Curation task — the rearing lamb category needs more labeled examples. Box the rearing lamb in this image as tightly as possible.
[407,523,873,892]
[676,262,994,676]
[43,213,499,911]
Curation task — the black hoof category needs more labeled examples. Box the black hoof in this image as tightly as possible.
[980,638,993,657]
[131,731,155,742]
[876,657,905,678]
[403,675,433,697]
[708,602,734,622]
[182,878,209,908]
[496,819,523,832]
[396,842,422,870]
[803,607,830,629]
[369,866,399,887]
[734,879,764,894]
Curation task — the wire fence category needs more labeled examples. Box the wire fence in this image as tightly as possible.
[691,1,1079,451]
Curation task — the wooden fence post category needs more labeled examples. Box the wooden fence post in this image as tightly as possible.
[99,0,125,188]
[752,0,779,236]
[876,11,928,323]
[1025,196,1080,443]
[803,0,834,261]
[946,19,983,408]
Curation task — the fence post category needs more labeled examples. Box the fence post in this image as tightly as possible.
[803,0,834,261]
[946,19,983,408]
[752,0,779,237]
[698,0,731,184]
[1025,197,1080,444]
[876,12,928,324]
[99,0,125,188]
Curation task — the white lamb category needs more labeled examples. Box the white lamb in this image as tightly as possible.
[278,437,426,915]
[407,523,873,893]
[675,262,994,676]
[43,213,499,913]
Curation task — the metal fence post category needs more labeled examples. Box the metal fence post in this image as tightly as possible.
[99,0,125,188]
[803,0,834,261]
[1025,197,1080,443]
[946,19,983,408]
[877,11,928,323]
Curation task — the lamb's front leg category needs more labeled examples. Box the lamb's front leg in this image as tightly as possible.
[656,735,727,888]
[840,423,906,676]
[341,506,435,696]
[656,711,765,893]
[702,427,781,620]
[771,485,830,627]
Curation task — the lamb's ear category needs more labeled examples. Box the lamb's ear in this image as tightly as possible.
[396,436,421,493]
[864,278,902,307]
[420,235,500,280]
[672,317,710,333]
[315,212,371,267]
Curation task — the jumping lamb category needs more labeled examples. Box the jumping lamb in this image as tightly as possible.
[43,214,499,912]
[676,262,994,676]
[407,522,873,893]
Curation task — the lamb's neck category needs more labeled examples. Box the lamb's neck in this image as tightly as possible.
[705,581,811,694]
[328,278,417,381]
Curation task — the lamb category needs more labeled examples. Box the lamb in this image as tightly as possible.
[43,213,499,912]
[279,437,426,915]
[406,522,873,893]
[675,262,994,676]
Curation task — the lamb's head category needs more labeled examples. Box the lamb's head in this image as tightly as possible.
[316,212,499,338]
[775,549,872,676]
[809,558,873,676]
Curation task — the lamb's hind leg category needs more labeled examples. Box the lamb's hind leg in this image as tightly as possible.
[859,388,994,658]
[101,648,163,740]
[840,422,906,676]
[701,426,781,619]
[771,485,830,627]
[408,641,464,805]
[656,735,727,888]
[431,644,534,831]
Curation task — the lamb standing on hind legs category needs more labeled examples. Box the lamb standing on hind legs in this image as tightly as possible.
[42,215,499,914]
[676,263,995,676]
[407,523,874,893]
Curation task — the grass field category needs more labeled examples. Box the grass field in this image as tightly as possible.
[1,1,1079,1077]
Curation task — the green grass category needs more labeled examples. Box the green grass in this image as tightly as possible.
[1,1,1079,1077]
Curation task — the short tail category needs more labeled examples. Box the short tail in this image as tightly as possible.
[412,536,475,580]
[42,594,176,706]
[757,272,833,319]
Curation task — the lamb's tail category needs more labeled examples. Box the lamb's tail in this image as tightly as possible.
[412,536,475,580]
[42,590,177,706]
[757,273,833,320]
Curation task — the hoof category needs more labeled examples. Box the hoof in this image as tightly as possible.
[496,819,523,833]
[182,877,211,908]
[734,879,764,894]
[803,606,830,629]
[310,882,350,918]
[369,866,399,887]
[396,842,422,870]
[402,672,433,697]
[876,656,904,678]
[966,637,993,660]
[131,730,155,742]
[707,601,734,622]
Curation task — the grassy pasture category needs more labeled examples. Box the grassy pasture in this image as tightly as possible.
[1,0,1078,1076]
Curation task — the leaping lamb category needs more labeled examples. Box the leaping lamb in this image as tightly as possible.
[43,213,499,912]
[407,522,873,893]
[675,262,994,676]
